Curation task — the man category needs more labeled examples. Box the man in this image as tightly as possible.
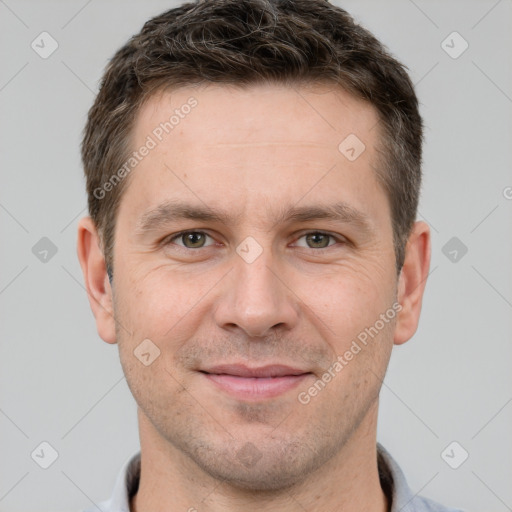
[77,1,462,510]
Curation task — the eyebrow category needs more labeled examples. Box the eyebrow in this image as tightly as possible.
[135,199,375,236]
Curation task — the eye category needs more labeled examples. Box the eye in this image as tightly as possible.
[163,230,344,251]
[167,231,215,249]
[293,231,342,249]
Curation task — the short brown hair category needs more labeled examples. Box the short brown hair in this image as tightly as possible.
[82,0,422,275]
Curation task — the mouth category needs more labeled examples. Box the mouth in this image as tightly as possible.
[199,364,313,401]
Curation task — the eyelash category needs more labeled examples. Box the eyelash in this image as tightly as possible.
[164,230,346,250]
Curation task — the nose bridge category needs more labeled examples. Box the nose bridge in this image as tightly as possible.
[214,239,298,337]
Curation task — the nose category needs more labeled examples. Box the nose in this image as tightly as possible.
[213,246,300,338]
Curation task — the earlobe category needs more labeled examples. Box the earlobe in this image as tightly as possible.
[393,221,431,346]
[77,217,117,344]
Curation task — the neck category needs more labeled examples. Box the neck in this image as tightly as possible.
[130,402,388,512]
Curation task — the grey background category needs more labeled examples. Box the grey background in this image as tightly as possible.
[1,1,511,511]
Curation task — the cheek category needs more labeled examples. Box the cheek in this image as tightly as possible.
[301,262,394,345]
[114,265,220,350]
[112,274,193,413]
[124,268,177,323]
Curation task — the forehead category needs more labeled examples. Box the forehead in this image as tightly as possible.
[134,82,379,152]
[120,82,388,231]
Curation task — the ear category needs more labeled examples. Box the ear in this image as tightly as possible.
[77,217,117,344]
[394,221,431,345]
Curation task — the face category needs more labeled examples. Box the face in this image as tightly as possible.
[109,83,399,489]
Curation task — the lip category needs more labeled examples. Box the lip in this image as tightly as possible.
[200,364,312,400]
[202,364,309,378]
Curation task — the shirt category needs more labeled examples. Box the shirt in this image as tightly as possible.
[82,443,464,512]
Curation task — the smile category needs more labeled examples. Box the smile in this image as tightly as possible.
[200,364,313,401]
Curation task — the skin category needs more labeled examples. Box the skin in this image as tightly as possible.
[78,82,430,512]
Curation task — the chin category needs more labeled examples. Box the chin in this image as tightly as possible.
[187,436,327,492]
[204,461,308,492]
